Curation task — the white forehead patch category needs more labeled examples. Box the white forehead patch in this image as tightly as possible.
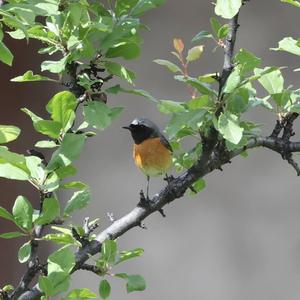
[131,119,139,125]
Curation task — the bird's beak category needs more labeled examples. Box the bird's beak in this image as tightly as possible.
[122,126,131,130]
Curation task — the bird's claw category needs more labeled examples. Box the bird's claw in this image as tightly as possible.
[164,174,174,184]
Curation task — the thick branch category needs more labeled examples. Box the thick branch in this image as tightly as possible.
[16,8,244,300]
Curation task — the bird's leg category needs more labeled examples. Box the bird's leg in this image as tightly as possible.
[146,175,150,200]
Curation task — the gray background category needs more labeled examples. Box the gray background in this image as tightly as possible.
[2,1,300,299]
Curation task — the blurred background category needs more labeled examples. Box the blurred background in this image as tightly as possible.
[2,0,300,299]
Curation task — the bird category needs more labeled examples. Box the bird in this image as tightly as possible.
[123,118,173,199]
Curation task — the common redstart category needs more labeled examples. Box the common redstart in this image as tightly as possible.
[123,118,173,198]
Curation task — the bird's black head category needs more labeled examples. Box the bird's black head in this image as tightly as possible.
[123,118,160,144]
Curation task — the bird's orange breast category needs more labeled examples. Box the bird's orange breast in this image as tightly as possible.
[133,137,172,177]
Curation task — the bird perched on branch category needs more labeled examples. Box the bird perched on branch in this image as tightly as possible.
[123,118,173,199]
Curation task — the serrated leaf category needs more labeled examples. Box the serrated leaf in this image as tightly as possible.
[153,59,182,73]
[12,195,33,231]
[99,280,111,300]
[215,0,242,19]
[235,48,261,75]
[64,189,91,216]
[0,125,20,144]
[11,70,56,82]
[18,241,31,263]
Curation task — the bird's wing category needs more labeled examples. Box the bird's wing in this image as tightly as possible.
[160,134,173,152]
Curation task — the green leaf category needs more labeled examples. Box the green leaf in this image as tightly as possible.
[254,68,284,94]
[226,88,249,114]
[48,247,75,274]
[281,0,300,8]
[157,100,185,114]
[210,17,221,36]
[11,70,56,82]
[115,274,146,293]
[25,156,45,184]
[186,45,204,62]
[153,59,182,73]
[189,178,206,195]
[0,41,13,66]
[42,171,60,192]
[126,274,146,292]
[35,140,58,148]
[174,75,216,96]
[83,102,112,130]
[99,280,111,300]
[56,165,77,179]
[34,120,62,139]
[272,37,300,56]
[166,109,207,139]
[217,112,244,144]
[223,67,241,93]
[106,42,140,60]
[47,133,85,171]
[191,31,213,43]
[42,233,76,245]
[102,240,117,264]
[104,61,135,84]
[130,0,165,16]
[35,198,60,225]
[0,231,25,239]
[0,125,20,144]
[115,248,144,265]
[67,288,97,299]
[61,181,88,190]
[215,0,242,19]
[235,49,261,75]
[0,163,29,180]
[64,189,91,216]
[272,90,291,108]
[12,195,33,231]
[187,95,214,110]
[18,241,31,263]
[46,91,77,129]
[106,85,157,103]
[217,24,230,39]
[41,55,69,74]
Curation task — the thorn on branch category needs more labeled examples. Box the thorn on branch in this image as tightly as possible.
[83,217,99,238]
[107,212,115,223]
